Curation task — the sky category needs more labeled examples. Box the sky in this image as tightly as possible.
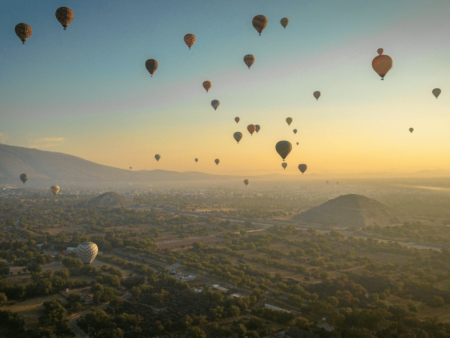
[1,0,450,175]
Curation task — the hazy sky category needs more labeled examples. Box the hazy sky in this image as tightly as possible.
[1,0,450,175]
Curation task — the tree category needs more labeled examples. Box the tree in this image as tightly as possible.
[0,293,7,304]
[187,326,206,338]
[327,296,339,307]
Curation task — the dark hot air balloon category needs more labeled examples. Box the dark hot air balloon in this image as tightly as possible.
[296,142,299,146]
[372,48,393,80]
[244,179,249,186]
[244,54,255,69]
[293,129,297,134]
[211,100,220,110]
[234,132,243,144]
[55,7,75,30]
[195,158,198,163]
[282,163,287,170]
[298,164,307,174]
[20,174,29,184]
[432,88,441,99]
[409,128,414,133]
[50,185,60,195]
[15,23,32,44]
[252,15,268,36]
[215,159,220,165]
[280,18,289,29]
[275,141,292,161]
[155,154,161,161]
[235,117,240,124]
[203,81,212,93]
[247,124,255,136]
[313,91,321,100]
[130,167,132,170]
[184,34,196,49]
[286,117,293,126]
[145,59,158,77]
[255,125,260,133]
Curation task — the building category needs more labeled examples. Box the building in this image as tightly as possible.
[209,284,229,293]
[228,293,245,299]
[264,304,291,314]
[83,294,94,305]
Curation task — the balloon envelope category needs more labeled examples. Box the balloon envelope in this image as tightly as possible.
[293,129,297,134]
[155,154,161,161]
[55,7,74,30]
[203,81,212,92]
[235,117,240,124]
[195,158,198,163]
[76,242,98,264]
[432,88,441,99]
[244,54,255,69]
[372,49,393,80]
[50,185,60,195]
[145,59,158,77]
[20,174,29,184]
[255,125,260,133]
[234,132,243,144]
[215,159,220,165]
[280,18,289,28]
[244,179,249,186]
[247,124,255,135]
[298,164,307,174]
[282,163,287,170]
[409,128,414,133]
[313,91,321,100]
[286,117,293,126]
[252,15,268,35]
[15,23,32,44]
[275,141,292,161]
[184,34,196,49]
[211,100,220,110]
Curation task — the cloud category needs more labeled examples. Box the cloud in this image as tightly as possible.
[29,137,66,148]
[0,133,9,144]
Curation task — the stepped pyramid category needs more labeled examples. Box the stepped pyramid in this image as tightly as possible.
[293,194,403,228]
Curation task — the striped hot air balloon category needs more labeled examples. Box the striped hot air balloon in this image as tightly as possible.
[252,15,268,36]
[275,141,292,161]
[234,132,243,144]
[280,18,289,29]
[76,242,98,264]
[244,54,255,69]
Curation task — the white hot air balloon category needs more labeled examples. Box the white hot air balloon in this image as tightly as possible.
[76,242,98,264]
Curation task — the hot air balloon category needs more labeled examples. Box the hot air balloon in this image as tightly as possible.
[280,18,289,29]
[145,59,158,77]
[130,167,132,170]
[282,163,287,170]
[76,242,98,264]
[293,129,297,134]
[275,141,292,161]
[298,164,307,174]
[155,154,161,161]
[50,185,60,195]
[252,15,268,36]
[234,132,243,144]
[255,125,261,133]
[313,91,321,101]
[195,158,198,163]
[20,174,29,184]
[235,117,240,124]
[55,7,74,30]
[244,54,255,69]
[432,88,441,99]
[247,124,255,136]
[184,34,196,49]
[15,23,32,44]
[244,179,249,186]
[203,81,212,93]
[215,159,220,165]
[211,100,220,110]
[296,142,299,146]
[409,128,414,133]
[372,48,393,80]
[286,117,293,126]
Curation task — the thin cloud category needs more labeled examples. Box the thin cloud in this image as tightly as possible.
[29,137,66,148]
[0,133,9,144]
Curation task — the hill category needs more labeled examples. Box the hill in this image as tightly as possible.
[293,194,404,228]
[89,192,134,208]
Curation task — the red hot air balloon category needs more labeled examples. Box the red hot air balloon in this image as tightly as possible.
[247,124,255,136]
[372,48,393,80]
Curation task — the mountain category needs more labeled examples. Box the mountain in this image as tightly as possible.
[0,144,233,185]
[89,192,134,208]
[292,194,404,228]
